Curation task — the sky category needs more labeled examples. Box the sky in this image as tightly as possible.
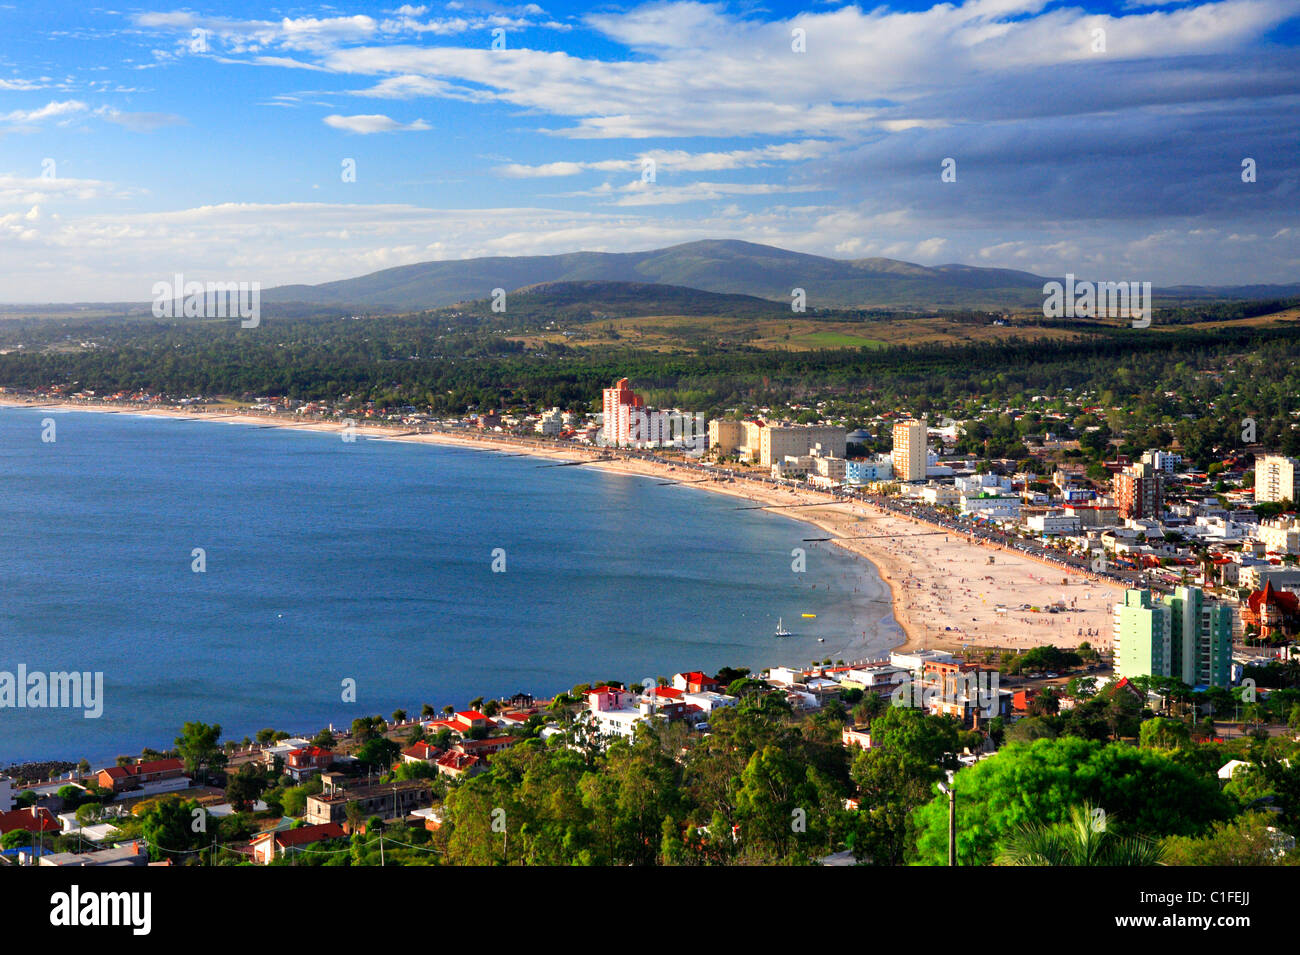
[1,0,1298,302]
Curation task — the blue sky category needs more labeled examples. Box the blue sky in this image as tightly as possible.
[1,0,1298,301]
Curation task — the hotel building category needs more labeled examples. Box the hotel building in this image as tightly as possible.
[891,419,927,482]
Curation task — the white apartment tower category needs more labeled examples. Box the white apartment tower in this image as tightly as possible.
[1255,454,1299,504]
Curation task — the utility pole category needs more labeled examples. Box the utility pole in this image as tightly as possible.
[937,772,956,866]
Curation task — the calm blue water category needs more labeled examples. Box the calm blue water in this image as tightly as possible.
[0,406,901,766]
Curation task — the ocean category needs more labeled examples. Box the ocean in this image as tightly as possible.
[0,406,901,766]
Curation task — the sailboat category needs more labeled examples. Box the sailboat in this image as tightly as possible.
[775,617,793,638]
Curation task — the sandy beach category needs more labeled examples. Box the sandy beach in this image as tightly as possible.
[0,396,1122,657]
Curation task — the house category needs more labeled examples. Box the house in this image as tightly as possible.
[583,685,690,741]
[642,685,685,704]
[839,663,911,692]
[455,736,517,759]
[249,823,347,864]
[0,806,61,836]
[95,758,188,795]
[493,710,534,730]
[304,779,433,826]
[257,738,314,769]
[39,841,148,867]
[1242,581,1300,640]
[412,807,444,832]
[435,751,484,780]
[399,741,442,765]
[842,725,875,750]
[422,710,495,738]
[673,671,722,694]
[1218,760,1252,782]
[682,691,738,714]
[283,747,334,783]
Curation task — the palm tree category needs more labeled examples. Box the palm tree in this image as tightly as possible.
[998,804,1166,866]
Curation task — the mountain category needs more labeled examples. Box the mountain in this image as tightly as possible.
[261,239,1054,311]
[470,280,793,319]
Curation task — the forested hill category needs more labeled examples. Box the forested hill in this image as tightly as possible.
[260,239,1054,310]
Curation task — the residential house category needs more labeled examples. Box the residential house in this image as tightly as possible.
[283,747,334,783]
[95,758,188,795]
[0,806,61,836]
[249,823,347,864]
[304,779,433,827]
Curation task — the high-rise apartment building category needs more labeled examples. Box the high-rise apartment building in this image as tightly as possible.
[1255,454,1299,504]
[1114,459,1164,519]
[891,419,927,482]
[1113,586,1232,688]
[601,378,645,447]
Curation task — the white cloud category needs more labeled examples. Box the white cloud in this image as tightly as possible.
[0,100,88,124]
[322,113,431,133]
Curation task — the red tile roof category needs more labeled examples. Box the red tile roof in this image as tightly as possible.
[273,823,346,848]
[0,807,60,834]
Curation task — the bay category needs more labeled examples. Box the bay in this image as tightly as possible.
[0,406,901,766]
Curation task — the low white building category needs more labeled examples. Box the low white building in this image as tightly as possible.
[682,691,737,713]
[890,649,953,679]
[840,663,911,691]
[956,473,1012,495]
[961,495,1021,518]
[1257,517,1300,555]
[1027,512,1082,535]
[535,407,565,435]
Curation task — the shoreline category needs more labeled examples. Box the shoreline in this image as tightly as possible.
[0,396,1123,657]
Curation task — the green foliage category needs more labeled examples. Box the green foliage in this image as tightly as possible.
[912,738,1235,866]
[998,803,1166,866]
[1162,812,1297,866]
[175,721,226,781]
[1139,717,1192,750]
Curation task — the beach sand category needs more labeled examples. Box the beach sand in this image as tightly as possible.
[0,397,1122,657]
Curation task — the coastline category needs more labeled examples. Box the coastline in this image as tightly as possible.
[0,396,1123,656]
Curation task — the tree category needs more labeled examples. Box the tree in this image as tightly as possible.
[391,709,407,724]
[310,728,336,749]
[355,737,401,773]
[998,803,1166,866]
[350,716,385,743]
[225,764,268,813]
[139,797,206,862]
[913,738,1235,865]
[1139,717,1191,750]
[1162,812,1294,865]
[175,721,225,782]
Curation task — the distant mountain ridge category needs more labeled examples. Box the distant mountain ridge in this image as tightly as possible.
[262,239,1057,311]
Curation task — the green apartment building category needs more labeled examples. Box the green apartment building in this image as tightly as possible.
[1113,586,1233,689]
